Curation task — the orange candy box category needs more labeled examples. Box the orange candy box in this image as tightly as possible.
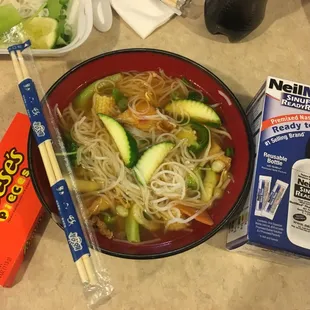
[0,113,43,287]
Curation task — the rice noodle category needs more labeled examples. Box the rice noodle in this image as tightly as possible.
[165,198,215,229]
[210,127,232,140]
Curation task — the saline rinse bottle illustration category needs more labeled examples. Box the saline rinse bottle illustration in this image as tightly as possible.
[287,137,310,249]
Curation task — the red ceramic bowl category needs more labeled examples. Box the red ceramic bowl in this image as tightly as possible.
[28,49,254,259]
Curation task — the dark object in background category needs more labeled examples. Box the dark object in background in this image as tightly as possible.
[204,0,268,42]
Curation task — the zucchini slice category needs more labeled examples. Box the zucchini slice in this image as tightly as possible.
[164,99,221,127]
[98,114,139,168]
[133,142,175,185]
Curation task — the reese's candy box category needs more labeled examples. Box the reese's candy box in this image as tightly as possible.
[0,113,43,287]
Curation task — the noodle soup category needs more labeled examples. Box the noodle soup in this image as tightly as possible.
[56,70,234,244]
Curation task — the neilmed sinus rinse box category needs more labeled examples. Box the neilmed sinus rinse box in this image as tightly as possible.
[227,76,310,263]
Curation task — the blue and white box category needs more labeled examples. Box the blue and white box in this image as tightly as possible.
[227,76,310,263]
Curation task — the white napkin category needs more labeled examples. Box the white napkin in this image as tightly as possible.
[110,0,176,39]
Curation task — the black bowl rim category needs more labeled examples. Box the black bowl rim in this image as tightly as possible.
[28,48,255,260]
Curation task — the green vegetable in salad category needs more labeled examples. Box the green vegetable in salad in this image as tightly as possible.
[59,0,70,6]
[45,0,74,47]
[0,0,77,49]
[56,35,68,47]
[0,4,22,36]
[46,0,62,20]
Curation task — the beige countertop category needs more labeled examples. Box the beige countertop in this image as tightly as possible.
[2,1,310,309]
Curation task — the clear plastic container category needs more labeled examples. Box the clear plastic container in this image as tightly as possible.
[0,0,93,57]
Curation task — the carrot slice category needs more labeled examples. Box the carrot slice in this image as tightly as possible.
[174,205,214,226]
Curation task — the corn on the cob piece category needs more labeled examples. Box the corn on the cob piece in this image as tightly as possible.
[93,93,118,116]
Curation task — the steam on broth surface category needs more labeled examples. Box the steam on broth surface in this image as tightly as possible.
[56,70,234,243]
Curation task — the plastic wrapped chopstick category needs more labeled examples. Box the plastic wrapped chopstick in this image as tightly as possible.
[7,38,113,308]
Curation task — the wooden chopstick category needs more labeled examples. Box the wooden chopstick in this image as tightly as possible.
[9,48,98,285]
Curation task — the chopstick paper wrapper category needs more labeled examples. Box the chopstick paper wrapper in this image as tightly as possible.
[8,40,113,309]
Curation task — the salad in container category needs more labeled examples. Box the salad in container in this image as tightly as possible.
[0,0,92,56]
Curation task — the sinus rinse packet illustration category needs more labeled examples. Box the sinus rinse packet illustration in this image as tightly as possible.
[227,76,310,263]
[255,175,272,216]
